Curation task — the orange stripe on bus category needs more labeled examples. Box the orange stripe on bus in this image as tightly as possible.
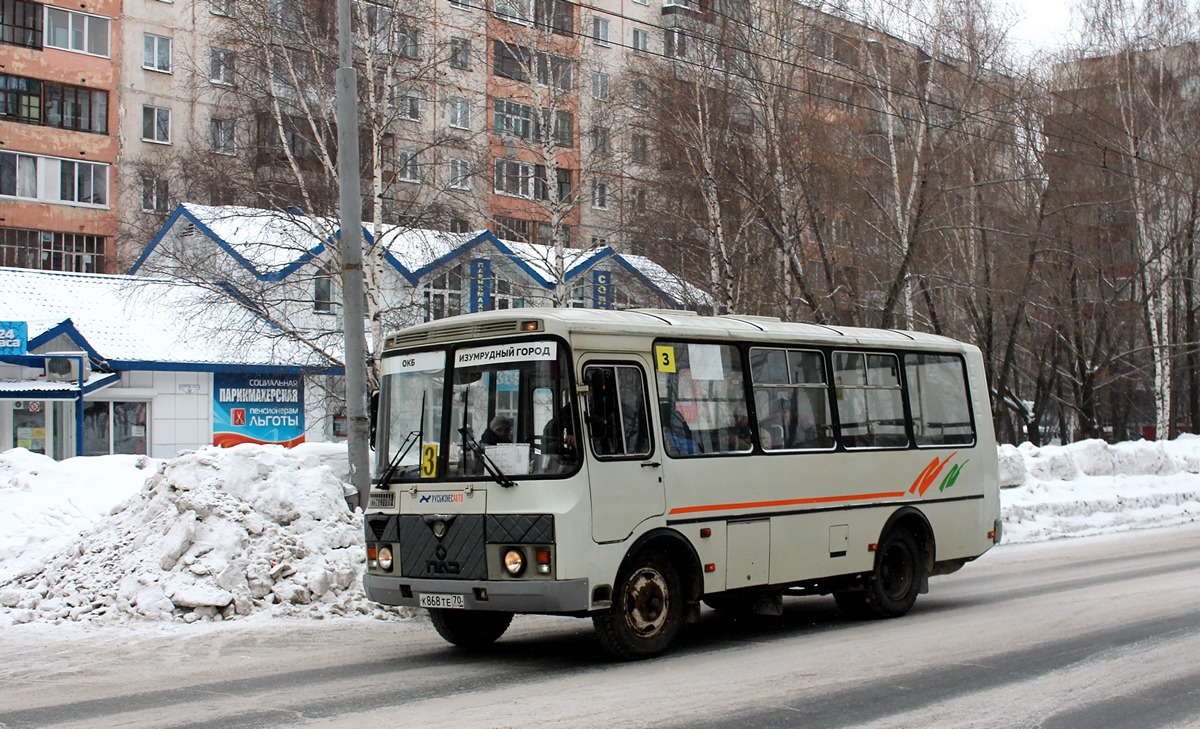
[667,491,909,516]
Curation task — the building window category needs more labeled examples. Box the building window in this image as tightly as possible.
[592,71,608,100]
[142,105,171,143]
[449,96,470,129]
[0,73,40,124]
[395,24,419,58]
[423,266,463,321]
[1,0,43,49]
[550,110,573,146]
[393,88,421,120]
[60,159,108,206]
[1,152,108,206]
[534,165,572,201]
[396,150,420,182]
[450,36,471,69]
[449,218,471,233]
[141,175,170,212]
[633,28,648,53]
[143,33,172,72]
[84,401,148,456]
[314,265,334,312]
[494,0,532,24]
[210,48,235,84]
[665,28,687,59]
[210,0,236,16]
[448,0,469,10]
[0,227,105,272]
[494,158,535,198]
[631,133,648,163]
[449,157,471,190]
[592,16,609,45]
[536,52,572,91]
[492,40,530,82]
[40,79,108,133]
[211,117,235,154]
[592,180,609,209]
[534,0,572,35]
[493,98,534,140]
[45,7,108,57]
[591,125,610,155]
[0,151,38,198]
[493,215,530,242]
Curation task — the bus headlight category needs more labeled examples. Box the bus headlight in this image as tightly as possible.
[503,548,526,576]
[378,546,394,572]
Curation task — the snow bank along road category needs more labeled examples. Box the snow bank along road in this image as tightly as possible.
[1,524,1198,729]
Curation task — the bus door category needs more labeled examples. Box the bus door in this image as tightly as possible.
[580,358,663,543]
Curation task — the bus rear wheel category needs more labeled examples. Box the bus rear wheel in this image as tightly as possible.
[594,552,684,660]
[428,609,513,649]
[860,529,924,618]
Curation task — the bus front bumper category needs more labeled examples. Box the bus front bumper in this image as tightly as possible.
[364,574,592,613]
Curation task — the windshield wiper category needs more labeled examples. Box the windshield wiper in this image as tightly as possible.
[378,429,420,488]
[378,392,425,488]
[458,426,517,488]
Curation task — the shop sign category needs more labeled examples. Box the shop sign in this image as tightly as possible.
[213,372,305,447]
[0,321,27,355]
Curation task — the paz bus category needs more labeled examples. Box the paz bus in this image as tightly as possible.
[362,308,1001,659]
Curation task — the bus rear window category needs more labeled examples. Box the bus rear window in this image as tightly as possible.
[905,353,975,446]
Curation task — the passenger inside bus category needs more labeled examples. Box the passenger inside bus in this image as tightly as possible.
[663,408,698,456]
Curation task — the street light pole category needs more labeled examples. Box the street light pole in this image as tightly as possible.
[335,0,371,508]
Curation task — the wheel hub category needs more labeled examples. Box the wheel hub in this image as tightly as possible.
[625,567,669,636]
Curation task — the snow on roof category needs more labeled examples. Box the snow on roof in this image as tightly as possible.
[0,267,336,371]
[618,253,713,307]
[137,204,710,307]
[172,203,335,278]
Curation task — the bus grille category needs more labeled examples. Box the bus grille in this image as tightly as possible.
[398,515,487,580]
[379,514,555,580]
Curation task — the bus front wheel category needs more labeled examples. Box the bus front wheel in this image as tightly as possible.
[594,552,684,659]
[428,609,513,649]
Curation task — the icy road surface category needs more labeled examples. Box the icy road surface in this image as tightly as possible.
[1,524,1198,729]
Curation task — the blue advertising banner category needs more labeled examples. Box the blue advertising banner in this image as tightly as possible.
[213,372,305,448]
[0,321,28,355]
[470,258,492,313]
[593,269,613,309]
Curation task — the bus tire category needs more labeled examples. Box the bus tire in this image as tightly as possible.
[862,529,924,618]
[428,609,513,649]
[593,552,684,659]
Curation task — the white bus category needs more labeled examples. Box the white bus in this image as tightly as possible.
[363,308,1001,658]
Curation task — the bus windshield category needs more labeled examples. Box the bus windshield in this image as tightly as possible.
[375,339,579,483]
[376,350,446,482]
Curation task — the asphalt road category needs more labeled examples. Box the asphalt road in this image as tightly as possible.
[2,524,1199,728]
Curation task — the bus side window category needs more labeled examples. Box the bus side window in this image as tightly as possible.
[584,364,651,459]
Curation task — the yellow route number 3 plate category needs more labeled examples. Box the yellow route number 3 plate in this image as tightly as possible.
[655,345,676,373]
[420,443,439,478]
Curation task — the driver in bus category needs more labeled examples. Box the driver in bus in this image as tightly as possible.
[480,417,513,445]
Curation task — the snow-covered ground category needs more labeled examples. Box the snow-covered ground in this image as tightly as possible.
[1,437,1198,629]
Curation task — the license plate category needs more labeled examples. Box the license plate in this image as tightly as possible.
[419,593,465,609]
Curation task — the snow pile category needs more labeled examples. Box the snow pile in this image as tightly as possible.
[1001,436,1200,543]
[0,449,161,584]
[0,444,409,627]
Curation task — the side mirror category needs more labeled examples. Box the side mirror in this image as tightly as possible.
[368,390,380,449]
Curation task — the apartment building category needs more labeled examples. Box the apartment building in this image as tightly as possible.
[1,0,120,272]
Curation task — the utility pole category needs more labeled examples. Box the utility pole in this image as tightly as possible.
[335,0,371,508]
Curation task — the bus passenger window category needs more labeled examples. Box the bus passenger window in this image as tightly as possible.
[584,364,652,458]
[750,347,834,451]
[833,351,908,449]
[656,342,746,456]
